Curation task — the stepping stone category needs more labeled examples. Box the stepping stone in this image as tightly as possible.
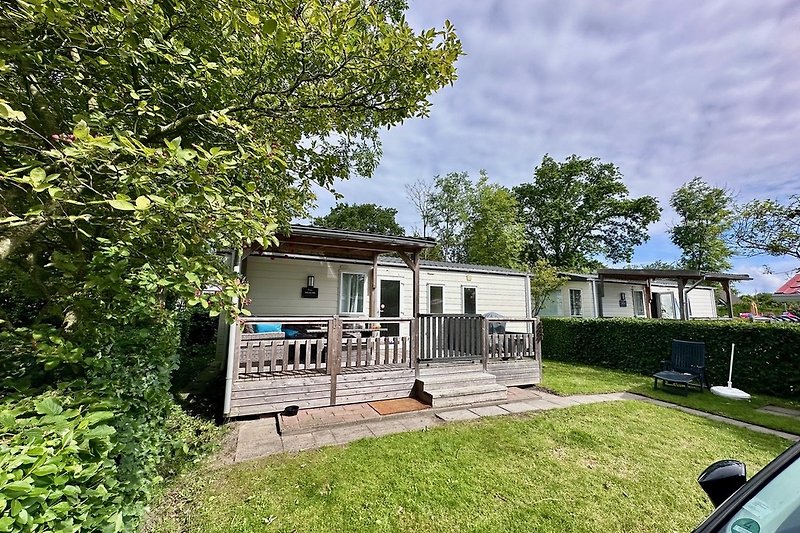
[498,402,539,413]
[759,405,800,418]
[470,405,509,417]
[436,409,480,422]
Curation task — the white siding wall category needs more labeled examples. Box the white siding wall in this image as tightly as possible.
[650,284,717,318]
[600,282,648,318]
[373,264,530,317]
[244,256,529,318]
[245,256,371,316]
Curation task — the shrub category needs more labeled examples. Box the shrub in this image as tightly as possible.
[541,317,800,398]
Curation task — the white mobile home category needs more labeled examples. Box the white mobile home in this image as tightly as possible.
[219,226,541,418]
[539,269,751,319]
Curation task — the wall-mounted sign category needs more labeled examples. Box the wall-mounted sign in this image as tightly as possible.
[301,287,319,298]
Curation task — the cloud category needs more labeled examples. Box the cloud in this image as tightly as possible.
[310,0,800,271]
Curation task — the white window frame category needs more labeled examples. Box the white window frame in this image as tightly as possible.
[633,290,646,317]
[462,285,478,315]
[427,284,444,314]
[339,271,366,315]
[569,289,583,317]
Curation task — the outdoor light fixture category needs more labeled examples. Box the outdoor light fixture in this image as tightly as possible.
[307,275,315,288]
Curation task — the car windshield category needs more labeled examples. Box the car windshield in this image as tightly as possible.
[719,454,800,533]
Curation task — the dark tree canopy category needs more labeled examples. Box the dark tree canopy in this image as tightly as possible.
[313,203,405,235]
[514,155,661,270]
[669,177,733,272]
[732,195,800,271]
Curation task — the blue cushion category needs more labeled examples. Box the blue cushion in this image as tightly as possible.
[282,328,300,338]
[253,323,281,333]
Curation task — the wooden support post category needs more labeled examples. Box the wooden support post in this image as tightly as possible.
[398,250,421,377]
[677,278,687,320]
[644,279,653,318]
[481,315,489,372]
[596,279,605,318]
[231,322,242,382]
[327,316,342,405]
[722,280,734,318]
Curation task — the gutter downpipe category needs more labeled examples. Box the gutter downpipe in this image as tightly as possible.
[222,250,242,419]
[590,278,599,318]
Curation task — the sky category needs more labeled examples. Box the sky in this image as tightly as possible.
[307,0,800,294]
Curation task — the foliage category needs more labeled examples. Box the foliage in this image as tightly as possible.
[514,155,661,270]
[731,195,800,270]
[172,307,221,394]
[669,177,734,271]
[541,317,800,397]
[530,259,568,316]
[731,293,792,317]
[313,203,405,235]
[146,402,788,533]
[429,172,471,262]
[623,260,678,270]
[461,172,525,269]
[0,0,460,529]
[404,177,436,241]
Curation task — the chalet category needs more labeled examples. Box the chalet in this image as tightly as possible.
[217,226,541,419]
[540,269,752,320]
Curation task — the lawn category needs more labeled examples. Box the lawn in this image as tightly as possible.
[148,401,791,533]
[541,360,800,435]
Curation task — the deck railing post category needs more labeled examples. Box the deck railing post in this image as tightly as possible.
[412,317,420,378]
[231,320,243,382]
[328,316,342,405]
[481,316,489,372]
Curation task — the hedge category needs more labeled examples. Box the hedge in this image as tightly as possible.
[540,317,800,398]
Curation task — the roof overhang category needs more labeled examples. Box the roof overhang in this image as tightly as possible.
[596,269,752,283]
[249,225,436,261]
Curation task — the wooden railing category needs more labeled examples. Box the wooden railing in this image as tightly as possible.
[233,316,414,379]
[419,314,542,370]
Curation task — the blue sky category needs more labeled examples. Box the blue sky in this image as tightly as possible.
[307,1,800,294]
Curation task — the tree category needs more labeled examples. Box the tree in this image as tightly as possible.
[429,172,471,262]
[731,195,800,271]
[0,1,460,528]
[405,177,436,239]
[669,177,733,271]
[513,155,661,270]
[314,203,405,235]
[529,259,568,316]
[462,172,525,269]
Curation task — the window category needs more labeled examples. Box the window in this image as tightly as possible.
[633,290,645,317]
[339,272,365,314]
[463,287,477,314]
[429,285,444,314]
[569,289,582,316]
[539,291,563,316]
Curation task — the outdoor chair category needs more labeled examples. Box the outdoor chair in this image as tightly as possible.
[653,339,707,394]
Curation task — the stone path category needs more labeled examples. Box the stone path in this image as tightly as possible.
[757,405,800,419]
[229,388,798,464]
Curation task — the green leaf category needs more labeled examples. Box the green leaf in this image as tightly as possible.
[246,10,260,25]
[264,19,277,34]
[108,199,136,211]
[32,463,59,476]
[30,168,46,181]
[85,411,115,425]
[73,120,89,140]
[135,196,152,210]
[35,397,63,416]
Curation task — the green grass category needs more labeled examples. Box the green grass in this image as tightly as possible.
[149,402,792,533]
[541,360,800,435]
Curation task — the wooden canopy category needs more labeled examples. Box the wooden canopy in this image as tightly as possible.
[596,269,752,320]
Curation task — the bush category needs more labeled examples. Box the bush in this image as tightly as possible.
[541,318,800,398]
[0,309,220,531]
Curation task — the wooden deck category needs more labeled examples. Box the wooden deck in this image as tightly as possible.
[226,315,542,418]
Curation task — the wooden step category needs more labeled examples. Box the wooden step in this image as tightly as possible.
[416,371,497,388]
[419,383,508,408]
[418,361,485,375]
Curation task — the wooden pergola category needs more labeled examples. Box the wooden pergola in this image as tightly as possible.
[596,269,752,320]
[247,224,436,320]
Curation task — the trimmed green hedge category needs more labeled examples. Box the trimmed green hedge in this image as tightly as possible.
[541,318,800,398]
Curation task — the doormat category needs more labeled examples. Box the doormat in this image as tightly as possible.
[369,398,429,416]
